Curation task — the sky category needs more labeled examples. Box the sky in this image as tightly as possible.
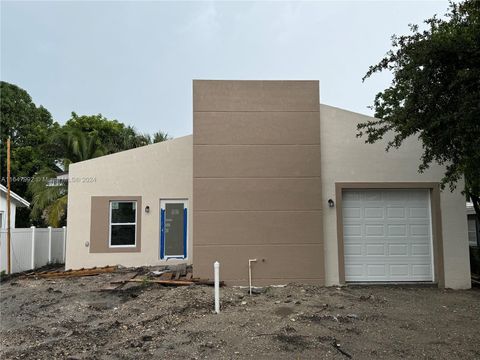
[1,1,450,138]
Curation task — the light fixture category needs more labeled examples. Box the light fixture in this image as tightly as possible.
[328,199,335,208]
[145,206,150,213]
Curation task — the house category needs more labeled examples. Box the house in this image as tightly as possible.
[0,184,30,228]
[66,80,471,289]
[467,202,479,246]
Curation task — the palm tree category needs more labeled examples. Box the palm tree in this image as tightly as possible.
[153,131,170,143]
[29,130,105,227]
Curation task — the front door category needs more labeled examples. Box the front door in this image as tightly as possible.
[160,199,188,259]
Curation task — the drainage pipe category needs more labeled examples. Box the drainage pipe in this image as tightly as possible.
[214,261,220,314]
[248,259,257,295]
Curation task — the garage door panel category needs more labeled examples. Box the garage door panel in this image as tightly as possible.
[411,244,430,256]
[410,224,429,236]
[343,207,361,219]
[364,207,384,219]
[387,207,406,219]
[344,244,362,256]
[388,244,408,256]
[387,224,407,236]
[364,191,383,201]
[409,207,429,218]
[412,264,432,277]
[367,265,386,276]
[365,225,385,236]
[344,225,362,236]
[366,244,385,256]
[343,189,433,282]
[390,265,409,276]
[345,264,364,277]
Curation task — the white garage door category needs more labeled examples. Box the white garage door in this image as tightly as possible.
[343,189,434,282]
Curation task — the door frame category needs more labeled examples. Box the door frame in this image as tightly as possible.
[335,182,445,287]
[160,199,188,260]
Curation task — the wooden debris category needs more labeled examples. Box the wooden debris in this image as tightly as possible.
[191,279,225,287]
[159,272,173,280]
[31,266,117,279]
[99,272,138,291]
[111,278,194,286]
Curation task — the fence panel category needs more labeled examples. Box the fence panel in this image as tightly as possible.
[10,228,34,273]
[0,227,66,274]
[51,228,65,263]
[34,228,50,268]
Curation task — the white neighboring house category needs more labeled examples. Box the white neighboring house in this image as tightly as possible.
[0,185,30,229]
[467,202,480,247]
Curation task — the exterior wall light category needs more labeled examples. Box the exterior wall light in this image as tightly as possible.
[328,199,335,208]
[145,206,150,213]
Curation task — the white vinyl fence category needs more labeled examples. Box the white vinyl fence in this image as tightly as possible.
[0,226,66,274]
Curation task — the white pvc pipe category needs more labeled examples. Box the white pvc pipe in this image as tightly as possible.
[248,259,257,295]
[214,261,220,314]
[48,226,52,263]
[30,226,36,270]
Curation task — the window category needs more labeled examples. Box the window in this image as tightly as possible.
[0,211,3,229]
[468,215,478,247]
[109,201,137,247]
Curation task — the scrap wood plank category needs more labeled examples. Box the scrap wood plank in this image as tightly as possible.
[99,272,139,291]
[191,278,225,286]
[34,266,117,278]
[111,278,194,286]
[159,272,173,280]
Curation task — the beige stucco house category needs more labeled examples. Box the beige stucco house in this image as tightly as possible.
[66,80,471,289]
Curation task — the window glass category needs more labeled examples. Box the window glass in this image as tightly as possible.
[111,225,136,246]
[111,202,136,223]
[110,201,136,246]
[468,216,477,246]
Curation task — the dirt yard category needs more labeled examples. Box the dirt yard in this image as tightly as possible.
[1,271,479,360]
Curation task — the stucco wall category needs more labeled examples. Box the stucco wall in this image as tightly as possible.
[193,80,324,285]
[65,135,193,270]
[320,104,471,289]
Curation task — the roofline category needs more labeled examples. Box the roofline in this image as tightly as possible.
[0,184,30,207]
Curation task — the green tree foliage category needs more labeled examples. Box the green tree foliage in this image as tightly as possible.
[358,0,480,220]
[0,81,60,226]
[153,131,171,143]
[28,130,105,227]
[28,168,68,227]
[1,81,171,227]
[62,113,169,154]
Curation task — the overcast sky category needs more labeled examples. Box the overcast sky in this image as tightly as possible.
[1,1,449,137]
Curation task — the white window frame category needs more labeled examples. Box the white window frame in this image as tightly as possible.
[0,211,4,229]
[109,200,137,248]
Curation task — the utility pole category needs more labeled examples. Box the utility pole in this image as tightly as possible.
[6,137,11,274]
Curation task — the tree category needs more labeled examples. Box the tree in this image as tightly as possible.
[62,113,165,153]
[358,0,480,220]
[153,131,171,143]
[0,81,60,226]
[28,130,105,226]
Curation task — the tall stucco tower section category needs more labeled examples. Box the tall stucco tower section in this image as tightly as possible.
[192,80,324,285]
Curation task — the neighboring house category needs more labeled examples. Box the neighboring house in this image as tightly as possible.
[47,172,69,187]
[467,202,480,246]
[66,80,471,289]
[0,184,30,228]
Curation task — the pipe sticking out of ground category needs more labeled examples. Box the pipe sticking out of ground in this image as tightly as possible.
[249,259,257,295]
[214,261,220,313]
